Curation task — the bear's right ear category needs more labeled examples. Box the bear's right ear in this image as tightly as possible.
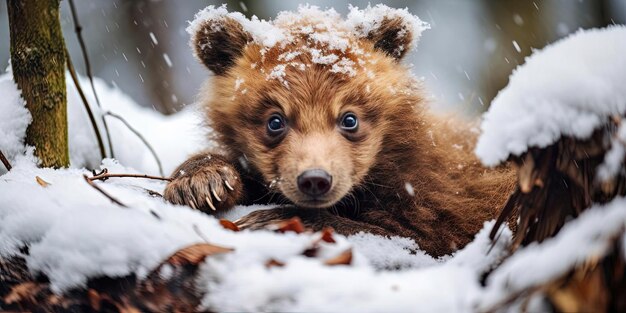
[190,16,252,75]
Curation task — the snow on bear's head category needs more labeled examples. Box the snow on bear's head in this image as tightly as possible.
[187,4,429,76]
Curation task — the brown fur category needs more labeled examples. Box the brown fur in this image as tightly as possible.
[165,8,516,257]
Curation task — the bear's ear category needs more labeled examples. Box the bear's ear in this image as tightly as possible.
[190,16,252,75]
[365,16,414,60]
[348,5,429,60]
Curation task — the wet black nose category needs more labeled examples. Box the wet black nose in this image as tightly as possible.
[297,169,332,197]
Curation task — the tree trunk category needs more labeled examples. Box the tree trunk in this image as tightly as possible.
[7,0,69,168]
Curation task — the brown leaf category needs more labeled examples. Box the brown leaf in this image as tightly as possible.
[219,219,240,231]
[273,217,305,234]
[324,249,353,266]
[319,227,336,243]
[166,243,233,266]
[88,289,101,310]
[4,282,43,304]
[265,259,285,268]
[35,176,50,187]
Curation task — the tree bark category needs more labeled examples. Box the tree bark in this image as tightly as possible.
[7,0,69,168]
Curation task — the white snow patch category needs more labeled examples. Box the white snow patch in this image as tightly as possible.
[476,26,626,166]
[187,4,287,50]
[597,123,626,181]
[346,4,430,54]
[347,233,440,270]
[0,68,31,171]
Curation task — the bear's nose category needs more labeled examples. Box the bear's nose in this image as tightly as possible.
[297,169,332,197]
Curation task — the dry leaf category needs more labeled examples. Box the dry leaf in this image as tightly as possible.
[273,217,305,234]
[4,282,43,304]
[324,249,353,266]
[35,176,50,187]
[219,219,240,231]
[265,259,285,268]
[166,243,233,266]
[319,227,336,244]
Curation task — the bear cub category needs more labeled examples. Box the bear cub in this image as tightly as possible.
[164,5,515,257]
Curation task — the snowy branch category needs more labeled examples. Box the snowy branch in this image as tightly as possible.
[82,174,127,207]
[104,111,165,176]
[0,149,11,171]
[66,0,114,158]
[88,168,171,182]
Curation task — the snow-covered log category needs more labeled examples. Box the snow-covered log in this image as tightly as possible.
[476,26,626,249]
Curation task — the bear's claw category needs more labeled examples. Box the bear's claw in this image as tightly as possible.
[163,153,243,213]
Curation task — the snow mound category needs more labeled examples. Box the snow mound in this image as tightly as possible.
[187,4,429,80]
[0,160,511,309]
[476,26,626,166]
[0,69,31,166]
[479,196,626,310]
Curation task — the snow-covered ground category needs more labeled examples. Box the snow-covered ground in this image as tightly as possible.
[1,21,626,312]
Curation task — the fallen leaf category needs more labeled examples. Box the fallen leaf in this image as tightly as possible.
[166,243,233,266]
[265,259,285,268]
[219,219,240,231]
[4,282,43,304]
[324,249,353,266]
[35,176,50,187]
[319,227,336,243]
[273,217,305,234]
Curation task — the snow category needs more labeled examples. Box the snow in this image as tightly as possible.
[187,4,429,82]
[0,68,30,168]
[2,14,626,312]
[346,4,430,53]
[0,67,206,176]
[476,26,626,166]
[0,155,518,310]
[478,197,626,310]
[187,4,286,51]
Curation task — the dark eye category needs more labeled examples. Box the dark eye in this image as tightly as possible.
[340,113,358,131]
[267,114,286,135]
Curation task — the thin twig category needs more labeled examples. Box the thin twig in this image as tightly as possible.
[104,111,165,176]
[66,50,106,160]
[67,0,115,158]
[89,168,171,182]
[0,149,11,171]
[83,174,127,207]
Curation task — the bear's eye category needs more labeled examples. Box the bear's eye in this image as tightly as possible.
[340,113,358,131]
[267,114,286,135]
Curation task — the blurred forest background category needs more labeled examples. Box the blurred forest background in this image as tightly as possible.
[1,0,625,117]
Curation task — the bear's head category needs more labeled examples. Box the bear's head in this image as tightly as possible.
[188,4,429,208]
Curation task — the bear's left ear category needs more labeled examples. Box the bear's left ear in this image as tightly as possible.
[348,5,429,60]
[188,7,252,75]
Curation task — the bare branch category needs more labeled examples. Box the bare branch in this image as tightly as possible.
[104,112,165,176]
[0,150,12,171]
[88,168,171,182]
[83,174,127,207]
[66,50,106,160]
[67,0,115,158]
